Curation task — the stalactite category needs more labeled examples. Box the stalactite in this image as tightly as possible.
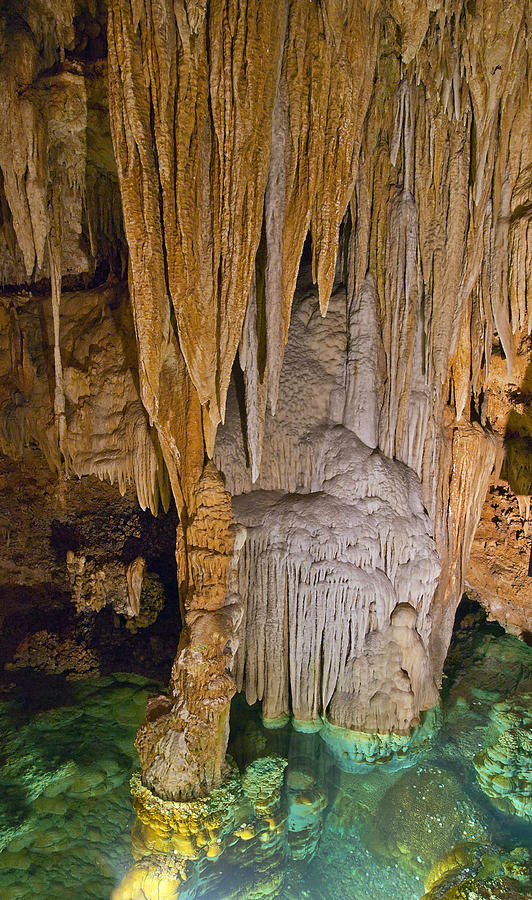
[0,283,170,514]
[108,0,283,450]
[343,274,383,448]
[48,237,66,456]
[239,278,268,483]
[430,421,501,673]
[233,429,440,731]
[0,0,531,802]
[264,0,380,419]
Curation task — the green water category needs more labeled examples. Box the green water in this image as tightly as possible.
[0,612,531,899]
[0,672,158,899]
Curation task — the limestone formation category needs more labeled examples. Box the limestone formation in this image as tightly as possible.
[0,0,531,804]
[467,483,532,640]
[364,764,490,877]
[422,843,532,900]
[0,283,168,514]
[135,466,245,800]
[474,690,532,821]
[6,630,99,679]
[233,431,440,734]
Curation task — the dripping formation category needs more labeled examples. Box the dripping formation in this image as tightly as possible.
[0,0,531,809]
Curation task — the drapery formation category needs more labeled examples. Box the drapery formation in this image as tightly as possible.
[64,0,532,793]
[0,0,531,798]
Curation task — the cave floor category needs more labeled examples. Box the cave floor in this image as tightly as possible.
[0,613,531,900]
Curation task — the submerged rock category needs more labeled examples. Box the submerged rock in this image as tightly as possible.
[363,764,490,877]
[474,690,532,821]
[421,842,532,900]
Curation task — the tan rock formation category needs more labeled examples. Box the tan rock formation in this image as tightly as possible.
[0,283,168,512]
[467,483,532,639]
[0,0,531,801]
[135,464,244,800]
[6,630,99,679]
[466,334,532,637]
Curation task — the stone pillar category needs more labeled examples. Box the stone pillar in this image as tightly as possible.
[136,462,244,801]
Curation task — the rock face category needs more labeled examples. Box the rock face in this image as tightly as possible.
[0,449,179,680]
[466,335,532,640]
[467,483,532,640]
[0,283,168,513]
[0,0,531,800]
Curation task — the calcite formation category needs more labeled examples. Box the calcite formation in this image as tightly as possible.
[0,284,168,513]
[467,483,532,640]
[364,764,490,877]
[422,843,532,900]
[474,690,532,821]
[6,630,99,678]
[113,756,288,899]
[285,767,327,861]
[0,0,531,802]
[232,432,440,735]
[0,449,178,680]
[466,328,532,638]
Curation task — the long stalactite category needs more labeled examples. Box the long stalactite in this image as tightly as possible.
[0,0,531,803]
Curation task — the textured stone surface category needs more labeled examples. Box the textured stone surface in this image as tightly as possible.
[0,0,531,801]
[467,483,532,640]
[422,843,532,900]
[0,449,178,680]
[474,690,532,821]
[364,764,490,877]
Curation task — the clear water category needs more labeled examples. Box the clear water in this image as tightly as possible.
[0,613,531,899]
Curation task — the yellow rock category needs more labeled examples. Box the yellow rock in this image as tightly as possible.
[111,865,182,900]
[206,841,222,858]
[195,832,208,847]
[171,833,199,858]
[234,826,255,840]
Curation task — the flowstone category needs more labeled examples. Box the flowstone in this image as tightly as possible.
[321,704,441,771]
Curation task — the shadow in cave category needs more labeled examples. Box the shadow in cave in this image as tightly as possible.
[0,778,33,839]
[441,594,505,703]
[0,669,77,731]
[0,583,76,671]
[502,335,532,497]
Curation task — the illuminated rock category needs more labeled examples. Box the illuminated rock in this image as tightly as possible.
[0,0,531,807]
[422,843,532,900]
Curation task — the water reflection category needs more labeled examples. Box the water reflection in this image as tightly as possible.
[0,610,531,899]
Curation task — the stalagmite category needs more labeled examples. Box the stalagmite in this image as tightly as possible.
[0,0,531,810]
[135,464,244,800]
